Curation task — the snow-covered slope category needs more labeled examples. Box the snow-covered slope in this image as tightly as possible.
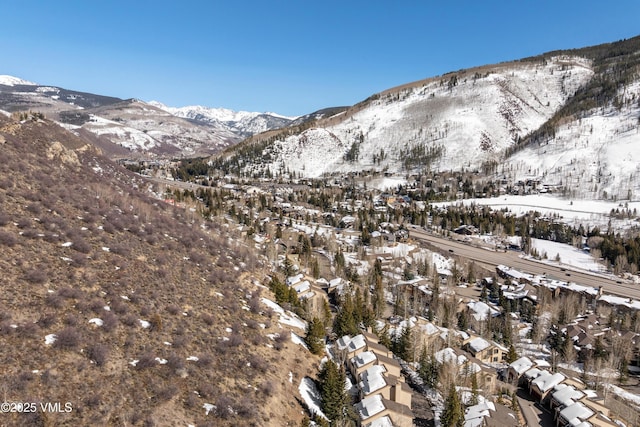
[0,75,37,86]
[504,80,640,201]
[72,100,241,156]
[0,76,293,158]
[150,101,295,137]
[235,56,594,178]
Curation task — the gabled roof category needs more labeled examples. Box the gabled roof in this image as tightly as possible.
[351,351,377,369]
[552,384,585,407]
[509,356,534,375]
[364,416,393,427]
[559,402,594,425]
[532,371,565,393]
[359,365,388,395]
[466,337,491,353]
[354,394,386,421]
[348,334,367,352]
[336,335,352,351]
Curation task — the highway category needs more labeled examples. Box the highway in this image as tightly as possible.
[407,227,640,300]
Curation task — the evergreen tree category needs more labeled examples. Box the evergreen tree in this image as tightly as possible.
[510,391,520,413]
[470,373,479,406]
[318,360,349,423]
[506,344,519,364]
[417,346,439,389]
[441,384,464,427]
[305,317,326,355]
[393,325,414,362]
[333,293,358,337]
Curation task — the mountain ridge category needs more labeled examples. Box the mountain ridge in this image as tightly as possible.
[212,35,640,201]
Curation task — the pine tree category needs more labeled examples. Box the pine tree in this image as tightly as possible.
[506,344,518,364]
[305,317,326,355]
[441,384,464,427]
[470,373,479,405]
[394,325,413,361]
[318,360,349,423]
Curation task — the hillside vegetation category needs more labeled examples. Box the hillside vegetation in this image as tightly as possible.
[0,113,314,426]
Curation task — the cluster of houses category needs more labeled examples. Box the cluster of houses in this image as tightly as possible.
[336,332,413,427]
[507,356,620,426]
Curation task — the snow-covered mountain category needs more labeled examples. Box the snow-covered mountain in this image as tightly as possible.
[0,75,37,86]
[504,79,640,201]
[225,56,594,177]
[218,36,640,200]
[0,78,294,158]
[149,101,296,137]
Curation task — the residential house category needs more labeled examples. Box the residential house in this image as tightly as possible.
[506,356,534,385]
[463,336,507,364]
[354,394,413,427]
[529,371,566,403]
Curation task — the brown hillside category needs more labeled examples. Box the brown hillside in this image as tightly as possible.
[0,113,316,426]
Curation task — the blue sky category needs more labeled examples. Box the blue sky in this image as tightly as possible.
[1,1,639,116]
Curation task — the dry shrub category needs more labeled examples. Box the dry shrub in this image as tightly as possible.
[58,287,83,300]
[248,354,268,373]
[54,326,81,350]
[200,313,215,326]
[259,380,276,397]
[0,213,11,226]
[135,353,158,370]
[121,314,138,327]
[45,293,64,309]
[37,313,56,328]
[0,231,16,247]
[15,322,40,338]
[215,395,235,419]
[166,304,181,315]
[102,312,118,332]
[87,343,109,367]
[24,268,48,284]
[72,238,91,254]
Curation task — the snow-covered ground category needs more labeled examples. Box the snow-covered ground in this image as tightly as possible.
[529,238,606,272]
[435,194,640,229]
[239,56,594,179]
[298,377,328,420]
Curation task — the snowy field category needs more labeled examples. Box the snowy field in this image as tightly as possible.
[529,238,606,272]
[435,194,640,229]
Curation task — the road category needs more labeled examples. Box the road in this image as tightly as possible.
[408,227,640,300]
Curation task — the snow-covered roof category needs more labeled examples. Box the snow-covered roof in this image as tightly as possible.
[420,322,440,336]
[509,356,534,375]
[559,402,594,425]
[354,394,386,420]
[359,365,387,395]
[348,334,366,352]
[337,335,352,351]
[552,384,584,407]
[467,300,500,321]
[364,415,393,427]
[524,367,544,380]
[351,351,377,369]
[286,273,304,286]
[532,371,565,393]
[436,348,462,365]
[464,401,496,427]
[466,337,491,353]
[599,295,640,310]
[293,280,311,294]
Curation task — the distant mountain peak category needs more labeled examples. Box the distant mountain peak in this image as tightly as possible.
[0,74,37,86]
